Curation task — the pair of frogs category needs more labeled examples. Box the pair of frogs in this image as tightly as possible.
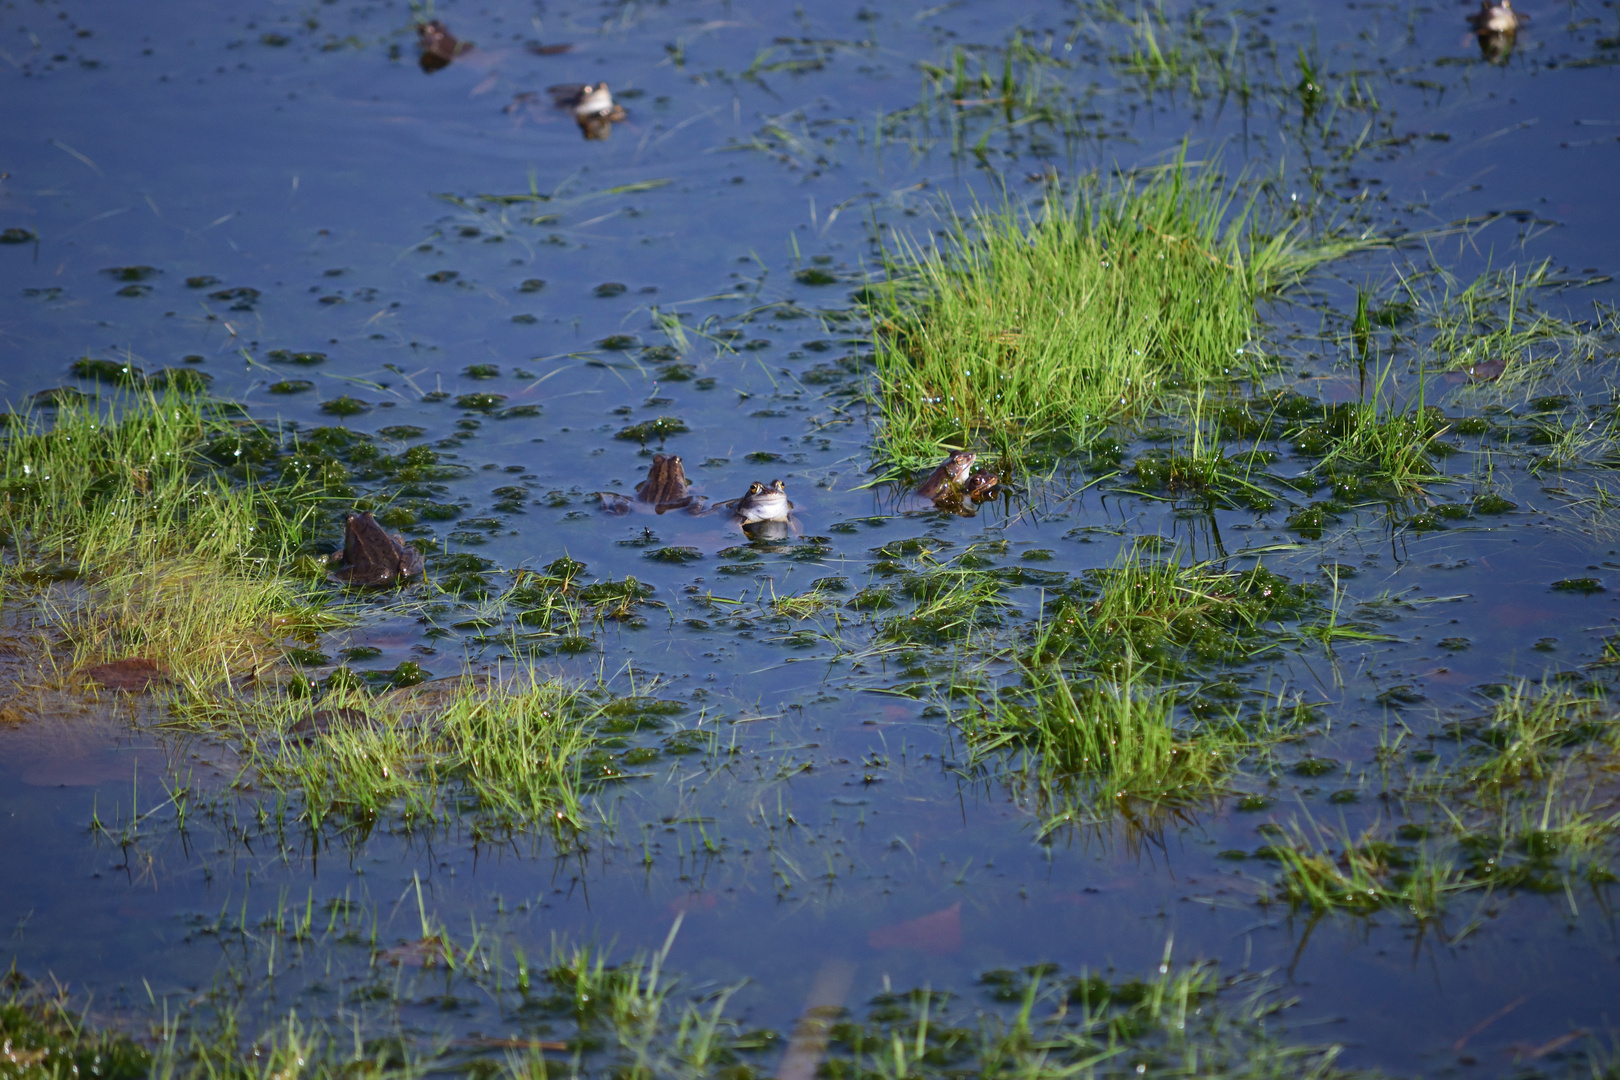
[607,454,793,524]
[917,450,1000,505]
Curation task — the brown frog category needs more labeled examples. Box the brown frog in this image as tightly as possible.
[549,83,628,140]
[964,470,1000,501]
[330,512,425,586]
[416,19,468,73]
[916,450,976,499]
[635,453,693,512]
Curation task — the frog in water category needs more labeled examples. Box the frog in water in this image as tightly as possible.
[416,19,467,73]
[1466,0,1522,59]
[1466,0,1521,35]
[600,454,700,515]
[330,512,424,586]
[916,450,976,499]
[731,479,793,523]
[964,470,1000,501]
[635,453,694,512]
[548,83,628,140]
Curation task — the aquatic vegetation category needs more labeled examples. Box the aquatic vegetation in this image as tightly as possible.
[1034,552,1318,676]
[868,161,1371,464]
[880,563,1010,645]
[967,663,1226,827]
[1386,260,1614,391]
[0,394,331,683]
[176,671,601,831]
[0,975,149,1080]
[1262,683,1620,918]
[1101,0,1252,101]
[3,938,1363,1080]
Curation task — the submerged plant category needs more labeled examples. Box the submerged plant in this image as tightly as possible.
[1265,683,1620,918]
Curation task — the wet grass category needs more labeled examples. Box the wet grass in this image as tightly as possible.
[1257,682,1620,919]
[2,935,1375,1080]
[0,394,332,684]
[1376,260,1616,392]
[1034,551,1319,677]
[0,971,150,1080]
[867,161,1371,466]
[967,664,1227,827]
[173,671,601,832]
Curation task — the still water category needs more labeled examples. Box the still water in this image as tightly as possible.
[3,0,1620,1073]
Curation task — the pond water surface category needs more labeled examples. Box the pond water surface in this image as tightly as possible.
[3,0,1620,1075]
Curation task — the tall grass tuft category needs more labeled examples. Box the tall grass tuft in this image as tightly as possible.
[0,394,330,683]
[970,663,1225,827]
[867,159,1370,463]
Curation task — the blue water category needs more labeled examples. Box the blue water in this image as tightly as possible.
[3,0,1620,1072]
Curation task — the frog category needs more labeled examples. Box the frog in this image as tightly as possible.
[635,453,694,512]
[416,19,467,73]
[731,479,792,524]
[964,470,1001,501]
[601,455,701,515]
[1466,0,1521,35]
[916,450,976,499]
[548,83,628,140]
[330,511,425,586]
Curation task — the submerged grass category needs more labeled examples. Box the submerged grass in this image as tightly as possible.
[867,161,1370,464]
[0,394,331,684]
[1264,683,1620,919]
[1035,550,1319,677]
[2,937,1372,1080]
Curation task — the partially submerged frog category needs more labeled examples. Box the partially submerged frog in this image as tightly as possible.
[731,479,793,524]
[916,451,976,499]
[548,82,628,140]
[330,512,424,586]
[635,453,695,513]
[1466,0,1522,59]
[964,470,1000,501]
[602,454,701,515]
[416,19,468,73]
[1467,0,1521,35]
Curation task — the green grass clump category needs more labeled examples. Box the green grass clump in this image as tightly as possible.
[1266,683,1620,918]
[1036,552,1318,675]
[969,664,1225,825]
[0,394,330,683]
[177,672,600,831]
[0,974,150,1080]
[867,161,1364,463]
[1265,823,1463,919]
